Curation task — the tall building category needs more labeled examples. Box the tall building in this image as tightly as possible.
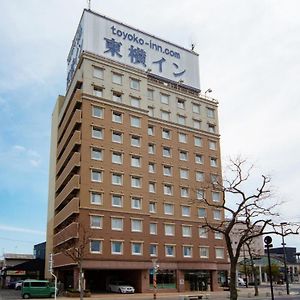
[46,9,228,293]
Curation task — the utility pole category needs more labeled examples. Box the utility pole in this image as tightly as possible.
[281,222,290,295]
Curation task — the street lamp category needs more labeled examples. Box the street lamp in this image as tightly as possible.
[264,236,274,300]
[281,222,290,295]
[204,88,212,96]
[152,259,159,299]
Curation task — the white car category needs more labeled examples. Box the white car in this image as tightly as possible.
[15,280,23,290]
[107,281,135,293]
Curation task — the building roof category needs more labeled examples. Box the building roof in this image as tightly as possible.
[4,253,34,260]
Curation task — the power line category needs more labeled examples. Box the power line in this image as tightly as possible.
[0,236,36,244]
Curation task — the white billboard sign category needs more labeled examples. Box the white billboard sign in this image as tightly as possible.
[67,10,200,90]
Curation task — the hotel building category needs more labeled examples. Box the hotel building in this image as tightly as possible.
[46,9,228,293]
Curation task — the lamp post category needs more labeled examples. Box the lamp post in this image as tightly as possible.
[281,222,290,295]
[152,259,159,300]
[264,236,274,300]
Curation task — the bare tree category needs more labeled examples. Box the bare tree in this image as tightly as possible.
[200,157,299,300]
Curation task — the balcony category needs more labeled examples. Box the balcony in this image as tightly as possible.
[54,197,79,228]
[53,222,78,247]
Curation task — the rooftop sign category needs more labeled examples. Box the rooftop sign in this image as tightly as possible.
[67,10,200,90]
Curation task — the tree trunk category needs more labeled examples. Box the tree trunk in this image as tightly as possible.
[229,264,238,300]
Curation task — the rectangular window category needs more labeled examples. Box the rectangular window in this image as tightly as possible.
[112,131,122,143]
[192,103,200,114]
[131,197,142,210]
[91,147,102,161]
[93,67,104,79]
[181,206,191,217]
[207,107,215,118]
[182,226,192,237]
[208,123,216,133]
[92,126,103,139]
[90,192,102,205]
[93,86,103,97]
[162,146,171,157]
[150,223,157,235]
[211,174,219,184]
[213,210,222,220]
[112,194,122,207]
[111,241,123,255]
[177,115,186,125]
[131,96,141,108]
[196,171,204,182]
[210,157,218,167]
[90,240,102,253]
[92,106,103,118]
[162,128,171,139]
[148,162,155,173]
[214,231,223,240]
[149,201,157,213]
[165,245,175,257]
[131,219,142,232]
[131,176,141,188]
[183,246,192,258]
[111,218,123,231]
[130,78,140,90]
[180,169,189,179]
[112,173,123,185]
[147,89,154,100]
[160,93,169,104]
[179,150,188,161]
[215,248,225,259]
[148,125,154,135]
[148,106,154,117]
[112,152,122,164]
[180,187,189,198]
[131,135,141,147]
[164,223,175,236]
[196,189,205,200]
[194,136,202,147]
[195,154,203,164]
[212,191,221,202]
[177,98,185,109]
[91,170,102,182]
[198,208,206,218]
[161,110,170,121]
[112,111,122,123]
[131,242,143,255]
[178,132,187,143]
[163,165,172,176]
[112,73,122,85]
[131,156,141,168]
[148,143,155,154]
[90,215,103,229]
[149,182,156,193]
[112,92,122,103]
[150,244,158,257]
[199,227,208,238]
[209,140,217,150]
[163,184,173,196]
[200,247,209,258]
[131,116,141,127]
[193,120,201,129]
[164,203,174,215]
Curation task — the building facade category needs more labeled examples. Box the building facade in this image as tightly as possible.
[46,9,228,293]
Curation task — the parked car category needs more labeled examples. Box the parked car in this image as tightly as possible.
[6,281,17,289]
[15,280,24,290]
[21,279,57,299]
[107,281,135,293]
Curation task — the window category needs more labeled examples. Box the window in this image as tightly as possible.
[131,176,141,188]
[112,73,122,85]
[149,201,157,213]
[90,192,102,205]
[131,219,142,232]
[90,215,103,229]
[207,107,215,118]
[112,194,122,207]
[213,210,222,220]
[214,231,223,240]
[208,123,216,133]
[92,126,103,139]
[199,227,208,238]
[112,92,122,103]
[182,225,192,237]
[196,189,205,200]
[92,106,103,118]
[111,217,123,231]
[131,197,142,210]
[212,191,221,202]
[163,165,172,176]
[130,78,140,90]
[162,146,171,157]
[148,106,154,117]
[177,115,186,125]
[210,157,218,167]
[180,169,189,179]
[195,154,203,164]
[130,116,141,127]
[148,143,155,154]
[112,173,122,185]
[164,203,174,215]
[131,96,141,108]
[90,240,102,253]
[131,242,143,255]
[165,245,175,257]
[183,246,192,258]
[209,140,217,150]
[196,171,204,182]
[177,98,185,109]
[160,94,169,104]
[164,223,175,236]
[179,150,188,161]
[148,162,155,173]
[93,86,103,97]
[161,110,170,121]
[112,111,122,123]
[193,119,201,129]
[198,208,206,218]
[91,170,102,182]
[131,156,141,167]
[147,89,154,100]
[149,182,156,193]
[112,152,122,164]
[91,147,102,160]
[215,248,225,259]
[192,103,200,114]
[93,66,104,79]
[181,206,191,217]
[131,135,141,147]
[180,187,189,198]
[111,241,123,255]
[150,244,158,257]
[148,125,154,135]
[150,223,157,235]
[163,184,173,196]
[194,136,202,147]
[199,247,209,258]
[178,132,187,143]
[162,128,171,139]
[112,131,122,143]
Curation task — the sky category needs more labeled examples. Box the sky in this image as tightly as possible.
[0,0,300,256]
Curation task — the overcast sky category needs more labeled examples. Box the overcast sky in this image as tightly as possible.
[0,0,299,256]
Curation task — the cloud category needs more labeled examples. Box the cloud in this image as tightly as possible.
[0,224,45,236]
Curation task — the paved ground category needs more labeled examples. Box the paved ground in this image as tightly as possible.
[1,284,299,300]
